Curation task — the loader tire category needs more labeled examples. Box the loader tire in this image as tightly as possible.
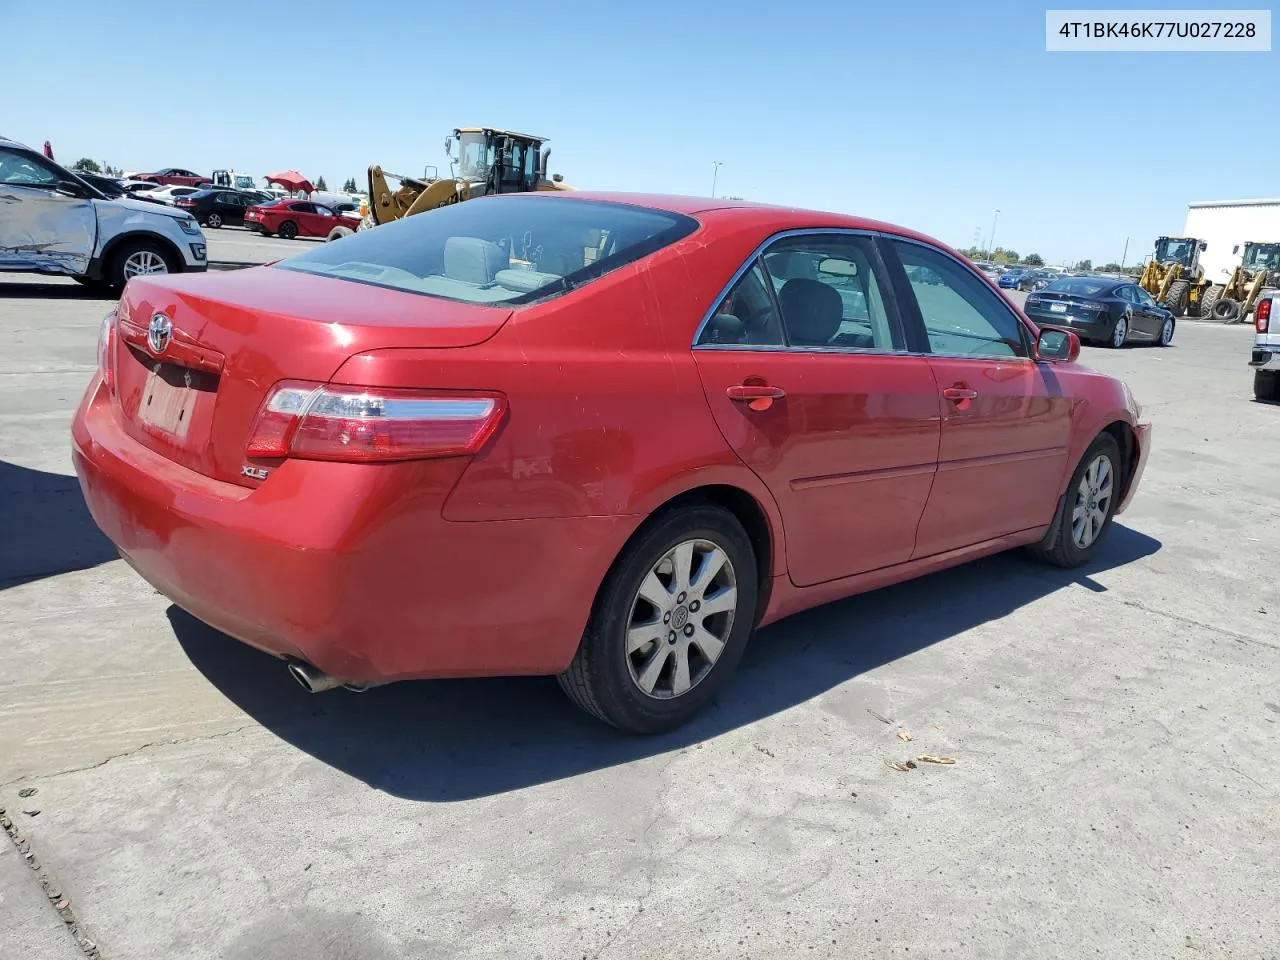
[1212,297,1242,323]
[1198,285,1222,322]
[1161,280,1190,317]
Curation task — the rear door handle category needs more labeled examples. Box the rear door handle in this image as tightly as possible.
[942,386,978,401]
[726,384,786,401]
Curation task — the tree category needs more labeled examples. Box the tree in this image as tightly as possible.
[315,176,328,191]
[1075,259,1093,272]
[342,177,358,193]
[1099,262,1123,273]
[993,247,1019,264]
[1023,253,1044,266]
[71,158,102,174]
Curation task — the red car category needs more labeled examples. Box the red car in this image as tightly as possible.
[244,199,358,239]
[132,167,212,188]
[72,193,1151,732]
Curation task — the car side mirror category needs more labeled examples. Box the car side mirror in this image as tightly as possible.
[1035,327,1079,363]
[55,179,86,198]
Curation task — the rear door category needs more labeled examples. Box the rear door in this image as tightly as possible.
[0,145,96,275]
[693,231,941,587]
[885,238,1072,557]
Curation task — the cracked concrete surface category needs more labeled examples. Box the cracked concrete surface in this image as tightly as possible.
[2,267,1278,958]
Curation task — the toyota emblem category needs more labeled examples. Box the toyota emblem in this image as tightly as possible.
[147,314,172,355]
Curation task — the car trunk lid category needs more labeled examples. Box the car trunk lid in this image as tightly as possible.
[110,267,512,486]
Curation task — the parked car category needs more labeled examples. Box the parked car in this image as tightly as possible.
[75,172,128,197]
[1249,290,1278,401]
[136,185,204,206]
[244,199,357,239]
[174,188,262,228]
[997,268,1029,289]
[0,136,206,290]
[120,180,166,200]
[1023,276,1175,347]
[132,168,211,188]
[998,268,1055,292]
[71,193,1150,732]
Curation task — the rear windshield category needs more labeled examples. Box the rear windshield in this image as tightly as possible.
[274,195,697,305]
[1045,277,1111,296]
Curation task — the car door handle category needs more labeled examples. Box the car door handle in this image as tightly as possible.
[942,385,978,402]
[726,384,786,401]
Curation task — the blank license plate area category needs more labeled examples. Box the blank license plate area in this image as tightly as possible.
[137,362,216,439]
[1049,303,1068,313]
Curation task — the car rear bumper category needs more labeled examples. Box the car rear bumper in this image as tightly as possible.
[71,376,626,685]
[1249,346,1280,371]
[1025,309,1111,339]
[1116,420,1152,515]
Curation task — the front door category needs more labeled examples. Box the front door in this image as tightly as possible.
[693,232,941,587]
[886,238,1072,557]
[1128,285,1167,339]
[0,145,95,275]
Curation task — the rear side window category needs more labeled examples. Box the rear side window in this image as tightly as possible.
[891,240,1027,358]
[276,195,697,305]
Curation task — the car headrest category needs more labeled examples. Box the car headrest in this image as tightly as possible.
[444,237,506,285]
[778,278,842,345]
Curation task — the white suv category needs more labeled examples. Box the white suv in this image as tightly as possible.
[0,137,207,291]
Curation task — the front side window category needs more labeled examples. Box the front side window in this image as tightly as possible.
[276,195,697,305]
[0,148,60,186]
[892,239,1027,358]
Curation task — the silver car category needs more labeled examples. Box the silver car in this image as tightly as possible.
[0,137,207,291]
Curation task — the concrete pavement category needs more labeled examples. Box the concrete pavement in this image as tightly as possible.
[1,276,1277,959]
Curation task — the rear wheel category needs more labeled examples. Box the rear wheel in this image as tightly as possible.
[558,503,758,733]
[1255,370,1280,402]
[277,220,298,240]
[1108,313,1129,348]
[1028,433,1122,568]
[1161,279,1190,317]
[326,226,354,242]
[1199,284,1223,321]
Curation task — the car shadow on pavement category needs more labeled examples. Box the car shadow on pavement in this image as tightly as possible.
[0,280,115,300]
[172,523,1160,802]
[0,460,116,589]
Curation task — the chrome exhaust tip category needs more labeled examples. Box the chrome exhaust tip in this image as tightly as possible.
[286,659,343,694]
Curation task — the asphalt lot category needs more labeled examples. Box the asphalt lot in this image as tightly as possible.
[1,263,1278,960]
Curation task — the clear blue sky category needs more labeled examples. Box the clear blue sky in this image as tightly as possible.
[6,0,1275,265]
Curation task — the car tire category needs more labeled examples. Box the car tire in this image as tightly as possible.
[1161,279,1190,317]
[1108,313,1129,348]
[1027,433,1123,569]
[1211,297,1242,323]
[1255,370,1280,402]
[1157,315,1175,346]
[106,240,175,292]
[205,213,223,229]
[326,226,354,242]
[558,503,758,733]
[277,220,298,240]
[1199,284,1222,321]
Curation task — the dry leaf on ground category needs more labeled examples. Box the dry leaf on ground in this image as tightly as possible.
[897,729,913,742]
[915,755,955,765]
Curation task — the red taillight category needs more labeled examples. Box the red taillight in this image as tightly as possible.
[97,308,117,392]
[1257,298,1271,333]
[245,380,506,463]
[175,198,196,207]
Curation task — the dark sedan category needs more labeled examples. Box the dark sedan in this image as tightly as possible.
[1024,276,1176,348]
[173,188,262,228]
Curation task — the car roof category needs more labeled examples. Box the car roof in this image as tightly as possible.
[519,191,948,248]
[1051,275,1125,290]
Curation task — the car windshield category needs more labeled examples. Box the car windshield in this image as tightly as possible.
[274,196,697,306]
[1045,277,1109,296]
[1243,243,1280,271]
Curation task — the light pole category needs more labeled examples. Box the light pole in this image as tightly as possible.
[989,209,1001,258]
[711,161,723,198]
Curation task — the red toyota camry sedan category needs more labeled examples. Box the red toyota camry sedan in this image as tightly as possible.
[72,193,1151,732]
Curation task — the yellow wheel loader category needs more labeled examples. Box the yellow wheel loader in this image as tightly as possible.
[364,127,570,229]
[1138,236,1210,318]
[1203,241,1280,324]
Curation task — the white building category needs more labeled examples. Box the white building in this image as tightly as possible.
[1183,199,1280,285]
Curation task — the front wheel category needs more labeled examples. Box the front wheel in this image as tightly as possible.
[205,212,223,228]
[1161,279,1190,317]
[558,504,758,733]
[1028,433,1122,568]
[1157,316,1175,346]
[107,240,174,292]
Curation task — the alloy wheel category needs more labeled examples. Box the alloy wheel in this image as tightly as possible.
[207,213,222,228]
[122,250,169,278]
[1071,454,1114,549]
[1112,316,1127,347]
[1160,318,1173,345]
[625,539,737,700]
